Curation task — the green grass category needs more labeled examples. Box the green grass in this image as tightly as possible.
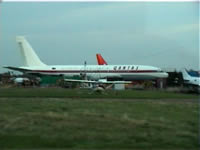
[0,97,199,149]
[0,87,198,99]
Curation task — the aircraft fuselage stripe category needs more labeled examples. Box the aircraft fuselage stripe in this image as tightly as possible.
[31,70,158,73]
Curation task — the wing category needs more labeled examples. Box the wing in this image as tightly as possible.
[64,79,132,84]
[64,79,97,83]
[103,81,132,84]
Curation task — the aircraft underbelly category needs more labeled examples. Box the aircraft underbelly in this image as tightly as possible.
[27,70,167,81]
[121,72,166,80]
[121,74,155,80]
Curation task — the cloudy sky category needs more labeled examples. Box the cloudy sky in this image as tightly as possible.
[0,2,199,72]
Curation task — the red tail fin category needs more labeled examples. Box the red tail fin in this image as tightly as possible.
[96,54,107,65]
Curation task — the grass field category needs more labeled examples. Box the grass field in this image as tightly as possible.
[0,87,198,99]
[0,88,199,149]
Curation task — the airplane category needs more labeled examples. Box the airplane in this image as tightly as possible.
[182,69,200,92]
[4,36,168,84]
[11,77,29,84]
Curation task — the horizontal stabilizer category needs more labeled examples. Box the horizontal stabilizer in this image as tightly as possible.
[3,66,30,72]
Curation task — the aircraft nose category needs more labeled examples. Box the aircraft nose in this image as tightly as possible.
[163,72,169,78]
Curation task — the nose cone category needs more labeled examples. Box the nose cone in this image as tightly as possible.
[162,72,169,78]
[155,67,168,78]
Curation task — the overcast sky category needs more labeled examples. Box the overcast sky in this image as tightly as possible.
[0,2,199,73]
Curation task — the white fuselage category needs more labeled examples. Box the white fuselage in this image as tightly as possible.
[20,64,168,80]
[6,36,168,81]
[184,76,200,87]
